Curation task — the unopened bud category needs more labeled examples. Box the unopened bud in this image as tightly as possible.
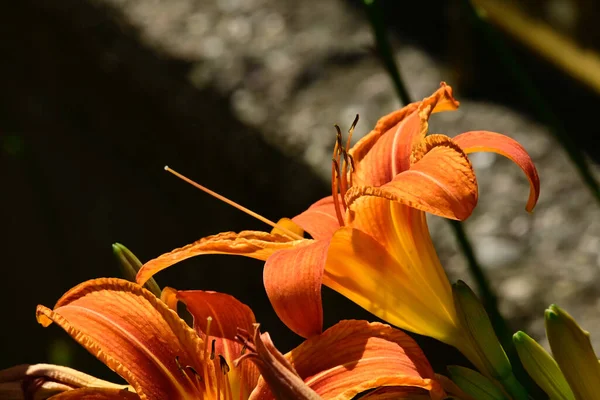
[448,365,508,400]
[545,305,600,400]
[112,243,161,297]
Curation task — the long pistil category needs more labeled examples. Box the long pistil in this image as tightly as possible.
[164,166,304,241]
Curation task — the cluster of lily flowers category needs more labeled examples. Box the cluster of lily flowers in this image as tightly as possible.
[3,83,600,400]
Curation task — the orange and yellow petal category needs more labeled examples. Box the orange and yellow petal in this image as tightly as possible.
[136,231,308,285]
[453,130,540,212]
[177,290,260,398]
[250,320,446,400]
[36,278,205,400]
[292,196,342,240]
[346,135,478,221]
[322,223,460,346]
[264,240,331,338]
[350,83,460,186]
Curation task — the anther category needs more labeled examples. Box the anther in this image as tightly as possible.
[210,339,216,360]
[219,355,230,375]
[175,356,187,378]
[186,366,202,381]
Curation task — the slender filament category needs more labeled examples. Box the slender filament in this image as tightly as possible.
[164,166,304,241]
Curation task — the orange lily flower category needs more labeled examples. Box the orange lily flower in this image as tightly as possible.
[136,83,539,367]
[21,278,445,399]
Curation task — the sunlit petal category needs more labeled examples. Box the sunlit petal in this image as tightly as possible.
[264,240,330,338]
[350,82,459,186]
[322,225,460,346]
[453,130,540,212]
[177,290,260,398]
[137,231,308,285]
[292,196,341,240]
[250,321,445,400]
[36,278,205,400]
[346,135,477,221]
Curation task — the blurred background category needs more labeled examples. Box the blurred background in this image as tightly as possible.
[2,0,600,382]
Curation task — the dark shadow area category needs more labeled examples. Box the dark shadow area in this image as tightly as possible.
[0,0,387,378]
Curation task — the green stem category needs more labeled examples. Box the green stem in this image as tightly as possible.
[462,0,600,204]
[363,0,411,106]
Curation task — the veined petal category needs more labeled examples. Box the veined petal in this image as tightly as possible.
[346,135,477,221]
[292,196,341,240]
[350,83,459,186]
[453,130,540,212]
[49,388,140,399]
[322,225,460,346]
[264,240,331,338]
[177,290,260,398]
[136,231,308,285]
[250,320,445,400]
[36,278,206,400]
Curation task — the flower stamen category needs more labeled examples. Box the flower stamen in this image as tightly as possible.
[164,166,304,241]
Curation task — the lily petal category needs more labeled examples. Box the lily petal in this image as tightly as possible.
[137,231,308,286]
[453,130,540,212]
[250,320,445,400]
[177,290,260,398]
[322,224,460,347]
[36,278,205,400]
[49,388,140,399]
[346,135,477,221]
[350,83,459,186]
[292,196,341,240]
[264,240,331,338]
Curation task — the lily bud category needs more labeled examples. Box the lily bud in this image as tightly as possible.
[447,365,508,400]
[545,305,600,400]
[453,281,527,400]
[513,331,574,400]
[112,243,161,297]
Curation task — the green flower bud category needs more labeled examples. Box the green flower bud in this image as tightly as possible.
[545,305,600,400]
[453,281,527,400]
[112,243,161,297]
[513,331,574,400]
[448,365,509,400]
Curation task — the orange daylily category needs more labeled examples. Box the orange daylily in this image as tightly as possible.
[15,278,446,399]
[136,83,539,368]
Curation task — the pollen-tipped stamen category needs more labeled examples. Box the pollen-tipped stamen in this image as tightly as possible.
[175,356,203,396]
[164,166,304,241]
[331,156,345,227]
[340,114,359,194]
